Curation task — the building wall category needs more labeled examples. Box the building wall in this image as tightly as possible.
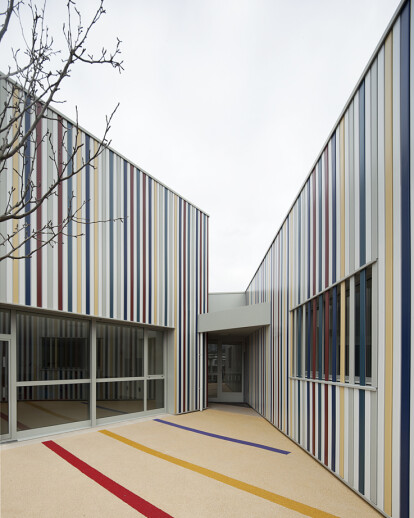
[0,77,209,415]
[246,2,413,516]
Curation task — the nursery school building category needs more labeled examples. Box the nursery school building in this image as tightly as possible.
[1,1,414,517]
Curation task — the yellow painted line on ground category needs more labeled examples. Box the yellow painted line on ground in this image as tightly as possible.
[100,429,339,518]
[26,401,72,422]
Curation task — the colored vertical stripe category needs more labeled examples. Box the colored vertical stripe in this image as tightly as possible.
[109,151,114,319]
[384,32,393,516]
[67,122,73,312]
[399,3,411,516]
[85,135,90,315]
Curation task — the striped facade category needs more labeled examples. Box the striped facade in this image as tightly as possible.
[0,77,209,416]
[246,1,413,516]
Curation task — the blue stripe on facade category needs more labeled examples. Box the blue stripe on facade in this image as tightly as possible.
[24,101,31,305]
[85,135,90,315]
[399,3,411,515]
[359,82,366,266]
[123,160,127,320]
[67,123,73,312]
[109,151,114,319]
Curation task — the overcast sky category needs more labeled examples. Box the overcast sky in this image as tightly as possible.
[3,0,401,292]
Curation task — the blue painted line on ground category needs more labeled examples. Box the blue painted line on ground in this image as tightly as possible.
[80,401,128,415]
[154,418,291,455]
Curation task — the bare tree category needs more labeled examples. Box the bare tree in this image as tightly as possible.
[0,0,123,261]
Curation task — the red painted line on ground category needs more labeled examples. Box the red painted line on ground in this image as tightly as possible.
[43,440,173,518]
[0,411,30,431]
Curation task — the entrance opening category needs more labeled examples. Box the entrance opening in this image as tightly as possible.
[0,339,10,439]
[207,338,244,403]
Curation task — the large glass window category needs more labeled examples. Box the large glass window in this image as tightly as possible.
[95,322,165,421]
[17,313,90,381]
[11,311,165,436]
[293,265,373,387]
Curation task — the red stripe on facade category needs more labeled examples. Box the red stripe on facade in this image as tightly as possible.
[143,174,146,323]
[324,292,329,465]
[57,117,63,311]
[312,169,316,296]
[43,441,172,517]
[130,165,134,321]
[36,104,42,307]
[199,216,202,314]
[312,297,316,456]
[206,216,209,313]
[324,150,329,289]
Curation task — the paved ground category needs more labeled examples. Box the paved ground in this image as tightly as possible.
[1,404,381,517]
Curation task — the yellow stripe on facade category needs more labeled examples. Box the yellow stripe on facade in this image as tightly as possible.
[340,118,345,279]
[94,141,99,315]
[100,429,339,518]
[383,32,393,516]
[76,131,82,313]
[12,90,19,302]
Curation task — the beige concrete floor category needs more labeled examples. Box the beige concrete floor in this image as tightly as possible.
[1,404,381,518]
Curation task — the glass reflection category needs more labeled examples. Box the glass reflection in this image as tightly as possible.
[147,379,164,410]
[96,381,144,419]
[97,323,144,378]
[148,331,163,375]
[17,313,90,381]
[17,384,90,430]
[0,309,11,334]
[207,344,218,398]
[0,341,9,435]
[222,344,242,392]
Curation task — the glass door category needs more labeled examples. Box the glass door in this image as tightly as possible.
[0,340,10,441]
[208,340,244,403]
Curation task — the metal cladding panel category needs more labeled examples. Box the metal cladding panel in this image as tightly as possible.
[0,78,209,415]
[246,1,412,515]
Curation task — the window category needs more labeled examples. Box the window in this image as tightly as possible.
[293,265,373,386]
[17,313,90,381]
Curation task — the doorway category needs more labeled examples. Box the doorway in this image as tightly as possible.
[207,340,244,403]
[0,339,10,441]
